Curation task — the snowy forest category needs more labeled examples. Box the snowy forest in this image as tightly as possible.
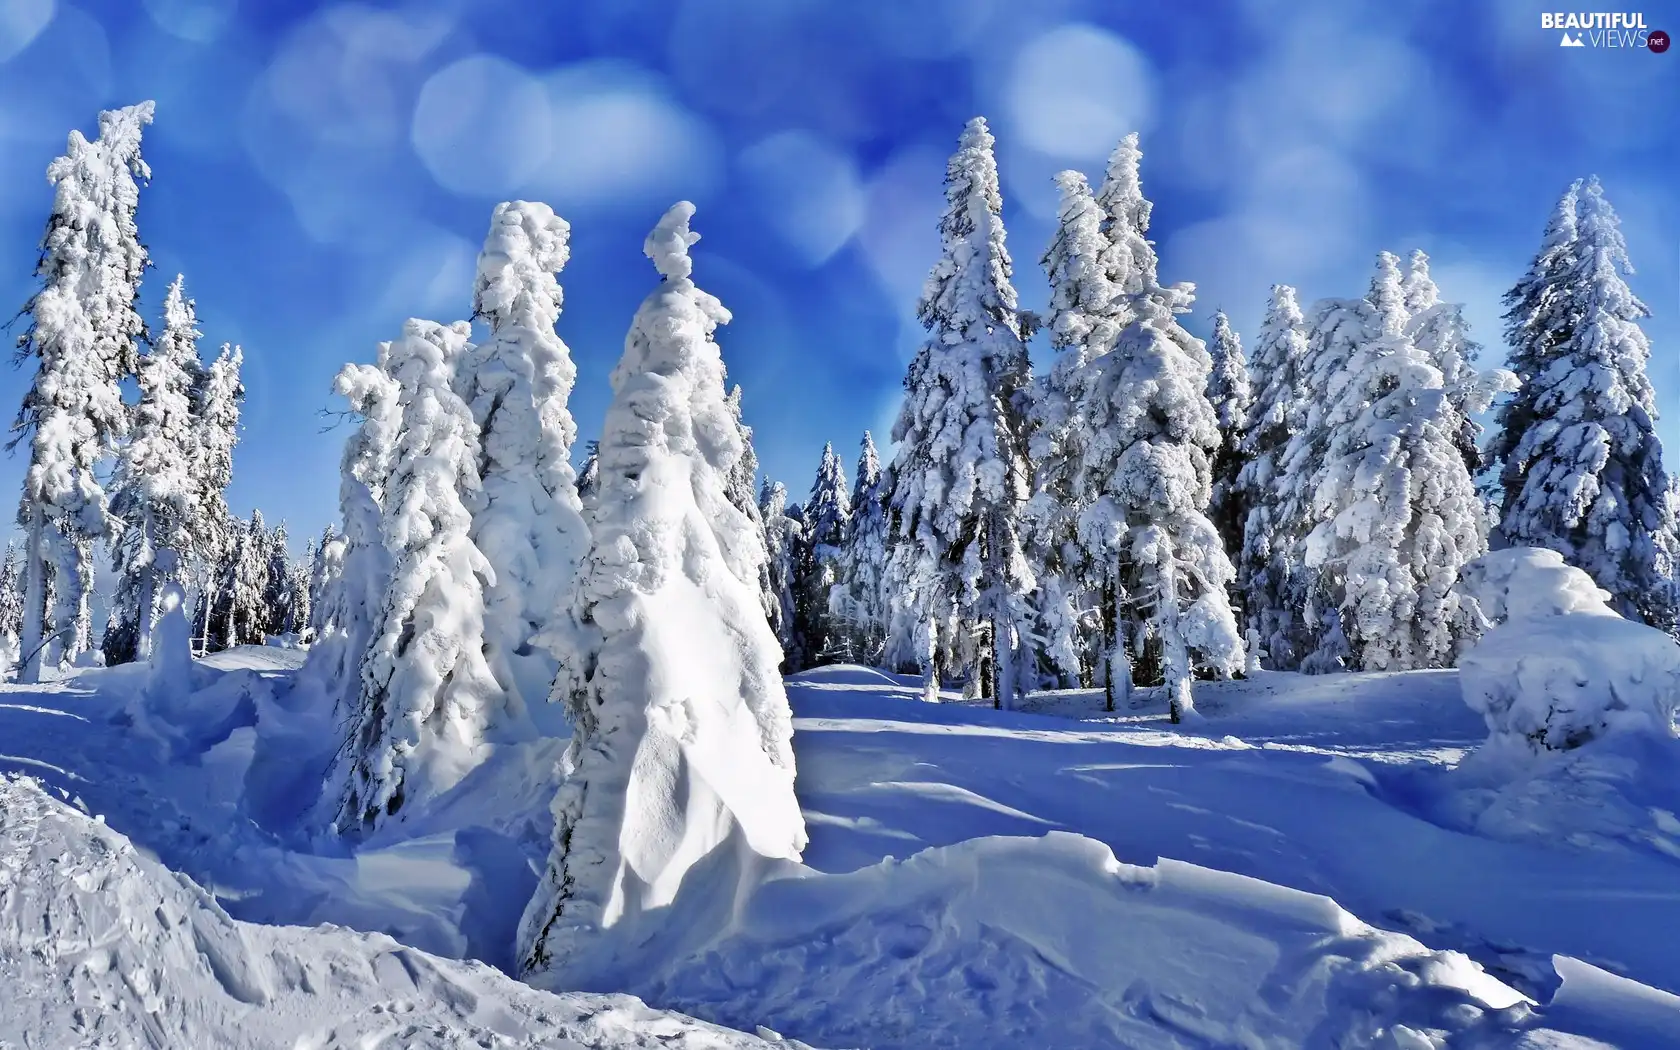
[3,98,1679,1046]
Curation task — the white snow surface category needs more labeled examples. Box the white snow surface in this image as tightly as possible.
[1,653,1677,1047]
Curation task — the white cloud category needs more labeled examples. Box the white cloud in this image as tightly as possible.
[522,61,723,213]
[411,54,553,198]
[738,130,865,267]
[1004,23,1155,161]
[0,0,52,63]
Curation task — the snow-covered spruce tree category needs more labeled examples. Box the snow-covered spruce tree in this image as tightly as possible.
[1296,252,1491,671]
[884,116,1035,708]
[108,275,205,665]
[1494,178,1678,629]
[518,202,804,981]
[0,543,22,654]
[457,201,588,709]
[301,355,400,696]
[793,443,850,664]
[831,431,890,665]
[307,525,344,637]
[259,521,291,639]
[13,101,155,681]
[1023,169,1123,694]
[190,342,243,651]
[1072,136,1244,720]
[760,479,807,671]
[288,534,315,639]
[1235,285,1313,670]
[330,319,505,835]
[206,512,268,652]
[1403,250,1516,475]
[1205,309,1253,567]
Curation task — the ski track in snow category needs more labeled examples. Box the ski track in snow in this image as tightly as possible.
[1,653,1678,1046]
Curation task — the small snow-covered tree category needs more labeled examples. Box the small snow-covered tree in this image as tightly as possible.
[108,275,205,665]
[307,524,342,637]
[831,431,890,665]
[259,521,292,638]
[13,102,155,680]
[760,479,806,671]
[721,385,777,628]
[190,342,243,650]
[288,534,315,639]
[1296,253,1493,671]
[457,200,588,710]
[0,543,22,653]
[302,356,400,695]
[794,443,850,664]
[330,319,505,834]
[884,116,1034,707]
[207,512,270,652]
[1235,285,1313,670]
[1494,178,1677,629]
[519,202,804,980]
[1403,250,1515,475]
[1070,136,1243,719]
[1205,310,1252,565]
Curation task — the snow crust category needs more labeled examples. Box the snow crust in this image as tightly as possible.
[0,775,803,1049]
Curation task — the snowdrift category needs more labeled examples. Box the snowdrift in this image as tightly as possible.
[0,774,803,1049]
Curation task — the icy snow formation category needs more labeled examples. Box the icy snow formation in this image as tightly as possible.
[0,775,803,1050]
[1457,547,1680,753]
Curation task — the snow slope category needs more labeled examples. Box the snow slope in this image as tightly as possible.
[0,775,802,1049]
[2,651,1678,1047]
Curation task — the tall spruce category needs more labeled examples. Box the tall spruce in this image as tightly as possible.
[832,431,889,665]
[458,201,588,710]
[13,102,155,680]
[795,443,850,664]
[1205,310,1253,565]
[190,343,244,651]
[519,203,803,979]
[331,320,504,835]
[760,479,806,671]
[1235,285,1313,670]
[108,275,205,664]
[1494,178,1678,628]
[883,116,1034,708]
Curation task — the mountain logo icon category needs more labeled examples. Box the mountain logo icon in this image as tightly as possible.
[1560,31,1587,46]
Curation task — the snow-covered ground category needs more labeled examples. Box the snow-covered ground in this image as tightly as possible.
[3,651,1679,1047]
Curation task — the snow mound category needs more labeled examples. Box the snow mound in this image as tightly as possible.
[1460,547,1617,622]
[569,831,1585,1049]
[1460,613,1680,753]
[0,775,805,1049]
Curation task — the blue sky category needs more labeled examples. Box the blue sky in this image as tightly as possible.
[0,0,1676,544]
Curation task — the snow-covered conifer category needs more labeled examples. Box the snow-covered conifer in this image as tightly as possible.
[884,117,1034,708]
[13,102,155,680]
[576,441,600,510]
[0,543,22,652]
[832,432,890,665]
[793,443,850,664]
[1205,310,1252,564]
[207,512,270,652]
[302,356,400,695]
[307,525,342,637]
[1235,285,1313,670]
[260,521,292,638]
[721,385,776,627]
[1403,250,1516,475]
[330,319,504,834]
[109,275,206,664]
[1494,179,1678,628]
[760,479,807,671]
[457,201,588,709]
[1296,253,1492,671]
[519,202,803,980]
[190,342,243,649]
[288,535,315,639]
[1067,136,1243,719]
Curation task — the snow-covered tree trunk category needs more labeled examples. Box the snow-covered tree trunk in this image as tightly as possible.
[14,102,155,681]
[884,117,1034,708]
[329,319,505,835]
[458,200,588,713]
[519,203,804,983]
